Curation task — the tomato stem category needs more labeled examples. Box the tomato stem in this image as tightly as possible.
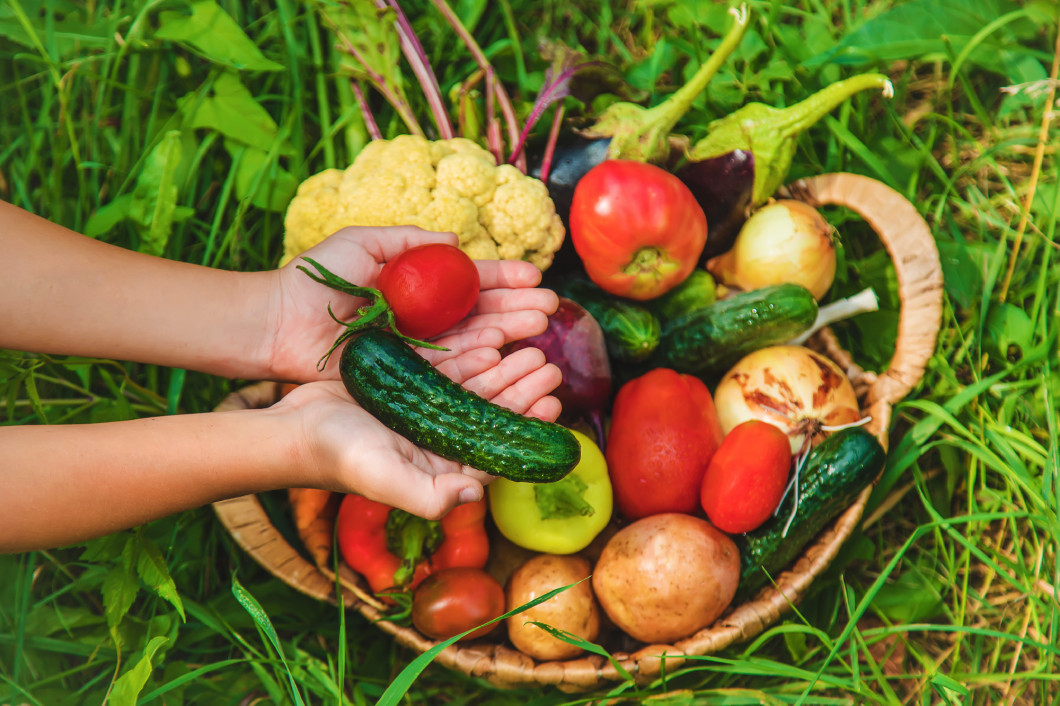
[622,247,664,277]
[297,257,447,370]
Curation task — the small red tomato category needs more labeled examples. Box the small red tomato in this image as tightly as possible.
[700,420,792,534]
[570,160,707,301]
[377,243,480,339]
[411,567,505,642]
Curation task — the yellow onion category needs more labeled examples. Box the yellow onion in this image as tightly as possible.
[707,200,836,300]
[713,345,862,454]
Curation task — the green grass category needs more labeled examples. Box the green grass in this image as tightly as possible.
[2,0,1058,703]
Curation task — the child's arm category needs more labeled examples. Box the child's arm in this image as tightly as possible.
[0,200,275,379]
[1,352,562,553]
[0,201,564,551]
[0,200,558,381]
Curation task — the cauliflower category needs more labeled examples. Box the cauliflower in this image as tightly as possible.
[282,135,566,270]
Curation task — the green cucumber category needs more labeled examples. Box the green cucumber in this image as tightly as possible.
[647,268,717,322]
[340,329,581,483]
[558,279,661,363]
[735,426,886,597]
[654,283,818,374]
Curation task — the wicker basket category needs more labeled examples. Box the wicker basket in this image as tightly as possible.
[213,173,944,691]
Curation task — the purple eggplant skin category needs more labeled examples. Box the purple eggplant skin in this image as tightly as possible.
[529,134,611,278]
[530,134,612,225]
[502,297,613,443]
[675,149,755,261]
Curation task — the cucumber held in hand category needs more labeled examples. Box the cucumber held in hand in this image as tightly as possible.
[298,257,581,484]
[341,329,581,483]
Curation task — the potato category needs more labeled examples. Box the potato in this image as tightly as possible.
[592,513,739,644]
[506,554,600,660]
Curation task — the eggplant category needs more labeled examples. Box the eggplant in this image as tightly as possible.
[683,74,894,207]
[530,134,612,229]
[675,149,756,259]
[675,73,893,259]
[530,7,751,223]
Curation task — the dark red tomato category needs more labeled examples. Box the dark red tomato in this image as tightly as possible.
[377,243,480,340]
[569,160,708,301]
[700,420,792,534]
[411,567,505,642]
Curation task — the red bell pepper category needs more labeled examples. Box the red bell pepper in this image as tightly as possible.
[569,160,708,301]
[336,494,489,594]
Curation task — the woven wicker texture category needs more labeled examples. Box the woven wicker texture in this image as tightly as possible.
[213,173,944,690]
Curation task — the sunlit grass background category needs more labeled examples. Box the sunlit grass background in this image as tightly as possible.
[2,0,1058,703]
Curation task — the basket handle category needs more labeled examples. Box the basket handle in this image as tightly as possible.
[786,172,944,437]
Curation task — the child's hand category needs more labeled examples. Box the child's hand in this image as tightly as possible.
[262,225,558,383]
[275,334,563,520]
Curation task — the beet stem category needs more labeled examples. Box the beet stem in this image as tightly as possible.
[379,0,456,139]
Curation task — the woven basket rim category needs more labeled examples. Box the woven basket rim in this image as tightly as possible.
[212,172,944,690]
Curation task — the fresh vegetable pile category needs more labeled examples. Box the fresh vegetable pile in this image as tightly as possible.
[284,0,898,660]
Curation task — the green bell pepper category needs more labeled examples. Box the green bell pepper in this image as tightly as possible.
[488,429,612,554]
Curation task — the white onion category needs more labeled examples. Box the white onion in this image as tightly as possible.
[713,345,862,454]
[707,200,836,300]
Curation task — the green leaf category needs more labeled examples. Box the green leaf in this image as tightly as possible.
[930,671,971,699]
[80,532,128,562]
[0,0,122,57]
[83,194,136,238]
[805,0,1037,75]
[108,636,171,706]
[138,131,185,256]
[154,0,284,72]
[227,141,298,213]
[103,538,141,632]
[84,130,193,254]
[180,71,289,152]
[231,575,307,706]
[134,532,186,621]
[937,218,984,311]
[984,301,1035,363]
[870,571,945,623]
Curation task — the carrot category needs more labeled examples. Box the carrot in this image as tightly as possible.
[289,487,341,568]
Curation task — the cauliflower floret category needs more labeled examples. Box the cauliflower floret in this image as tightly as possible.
[281,169,344,264]
[282,135,565,270]
[460,234,501,260]
[479,165,566,269]
[434,151,498,206]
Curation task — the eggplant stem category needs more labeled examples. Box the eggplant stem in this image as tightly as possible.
[640,5,751,141]
[769,73,893,140]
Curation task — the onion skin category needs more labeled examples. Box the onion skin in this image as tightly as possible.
[504,298,612,440]
[707,200,836,300]
[713,345,861,454]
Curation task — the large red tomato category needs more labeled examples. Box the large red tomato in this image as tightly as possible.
[411,567,506,641]
[569,160,708,301]
[605,367,724,520]
[377,243,480,339]
[700,420,792,534]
